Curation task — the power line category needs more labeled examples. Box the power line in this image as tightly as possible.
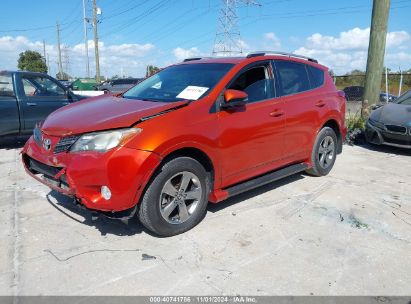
[102,1,149,20]
[99,0,171,39]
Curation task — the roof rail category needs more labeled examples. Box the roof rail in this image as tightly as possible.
[246,51,318,63]
[183,57,206,62]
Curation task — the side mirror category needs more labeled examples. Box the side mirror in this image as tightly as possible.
[221,89,248,109]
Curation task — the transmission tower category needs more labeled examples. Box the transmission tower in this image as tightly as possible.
[62,46,71,77]
[212,0,260,56]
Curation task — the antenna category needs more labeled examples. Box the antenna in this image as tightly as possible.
[212,0,260,57]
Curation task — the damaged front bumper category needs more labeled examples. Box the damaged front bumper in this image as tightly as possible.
[365,120,411,149]
[22,135,162,219]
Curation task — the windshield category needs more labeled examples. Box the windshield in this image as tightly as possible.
[395,90,411,105]
[123,63,234,102]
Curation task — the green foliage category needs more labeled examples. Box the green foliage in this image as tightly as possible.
[346,110,366,131]
[17,50,47,73]
[56,71,70,80]
[335,70,411,95]
[146,65,160,77]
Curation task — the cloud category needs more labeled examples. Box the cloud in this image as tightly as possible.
[294,27,411,74]
[305,27,410,51]
[263,32,281,49]
[172,47,201,61]
[0,35,156,78]
[72,40,154,57]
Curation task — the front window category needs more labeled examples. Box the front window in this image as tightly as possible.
[123,63,234,102]
[395,90,411,105]
[22,76,65,97]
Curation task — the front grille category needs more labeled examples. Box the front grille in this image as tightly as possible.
[33,126,42,146]
[385,125,407,134]
[54,135,79,154]
[382,133,411,146]
[24,155,70,190]
[25,156,62,178]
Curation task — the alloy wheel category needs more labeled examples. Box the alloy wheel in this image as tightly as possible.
[159,171,203,224]
[318,135,335,169]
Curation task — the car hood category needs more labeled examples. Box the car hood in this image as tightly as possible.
[41,95,188,136]
[371,102,411,125]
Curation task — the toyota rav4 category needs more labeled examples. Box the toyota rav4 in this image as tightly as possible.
[22,52,346,236]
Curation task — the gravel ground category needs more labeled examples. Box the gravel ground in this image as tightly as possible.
[0,140,410,296]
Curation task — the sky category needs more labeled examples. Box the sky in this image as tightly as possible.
[0,0,410,78]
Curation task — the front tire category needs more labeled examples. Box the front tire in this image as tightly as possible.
[306,127,337,176]
[138,157,209,237]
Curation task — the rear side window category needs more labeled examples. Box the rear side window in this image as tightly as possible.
[307,65,324,89]
[275,60,310,96]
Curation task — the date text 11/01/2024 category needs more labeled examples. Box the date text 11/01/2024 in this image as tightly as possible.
[149,296,257,303]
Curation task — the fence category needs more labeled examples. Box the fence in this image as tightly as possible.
[334,72,411,97]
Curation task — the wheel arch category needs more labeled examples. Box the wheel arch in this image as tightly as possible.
[134,146,217,207]
[321,119,343,154]
[161,147,215,186]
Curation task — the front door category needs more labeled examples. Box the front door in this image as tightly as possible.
[17,74,71,134]
[217,62,285,187]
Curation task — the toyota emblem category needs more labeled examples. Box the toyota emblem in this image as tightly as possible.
[43,138,52,151]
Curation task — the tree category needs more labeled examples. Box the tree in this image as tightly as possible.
[146,65,160,77]
[17,50,47,73]
[56,71,71,80]
[348,69,365,75]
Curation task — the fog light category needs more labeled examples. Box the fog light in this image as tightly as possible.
[101,186,111,200]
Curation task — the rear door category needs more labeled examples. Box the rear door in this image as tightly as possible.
[17,74,71,134]
[217,61,285,187]
[0,74,20,136]
[273,60,327,162]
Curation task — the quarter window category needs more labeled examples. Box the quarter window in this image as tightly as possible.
[275,60,310,96]
[307,65,324,89]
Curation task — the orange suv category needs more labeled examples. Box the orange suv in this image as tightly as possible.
[22,52,346,236]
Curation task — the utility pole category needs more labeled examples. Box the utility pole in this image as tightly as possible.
[212,0,261,56]
[47,54,50,75]
[92,0,101,83]
[362,0,390,117]
[56,22,64,79]
[42,39,47,74]
[83,0,90,78]
[398,68,403,96]
[42,40,46,62]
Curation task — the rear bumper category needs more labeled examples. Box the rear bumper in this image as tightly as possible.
[22,136,162,213]
[365,121,411,149]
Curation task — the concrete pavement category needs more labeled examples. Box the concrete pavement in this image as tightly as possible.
[0,142,410,295]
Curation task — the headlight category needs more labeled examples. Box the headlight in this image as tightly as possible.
[70,128,142,152]
[368,118,385,130]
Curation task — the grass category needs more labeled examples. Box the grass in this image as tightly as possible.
[346,109,366,131]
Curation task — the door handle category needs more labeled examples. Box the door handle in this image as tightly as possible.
[269,110,285,117]
[315,100,326,108]
[26,102,37,106]
[62,102,70,105]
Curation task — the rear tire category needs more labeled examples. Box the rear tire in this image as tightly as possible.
[138,157,209,237]
[306,127,337,177]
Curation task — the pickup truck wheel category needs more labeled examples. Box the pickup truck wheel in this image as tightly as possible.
[138,157,209,237]
[306,127,337,177]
